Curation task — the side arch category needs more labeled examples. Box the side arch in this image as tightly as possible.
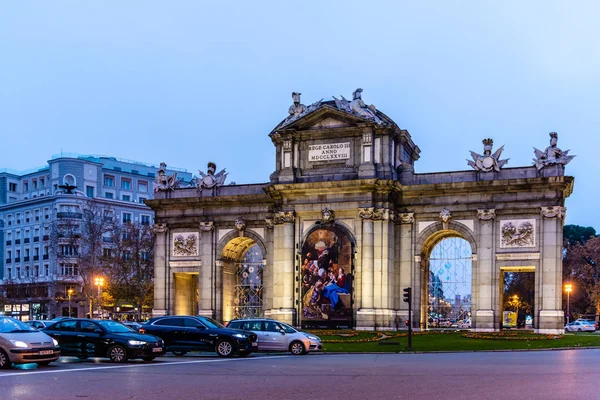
[217,229,267,261]
[300,221,357,250]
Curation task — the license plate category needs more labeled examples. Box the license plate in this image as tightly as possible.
[152,347,163,353]
[251,342,258,347]
[39,350,54,355]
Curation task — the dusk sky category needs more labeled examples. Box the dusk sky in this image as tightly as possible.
[1,1,598,229]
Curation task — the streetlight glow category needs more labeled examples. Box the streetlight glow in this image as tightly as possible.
[565,283,573,324]
[94,277,105,319]
[67,288,74,317]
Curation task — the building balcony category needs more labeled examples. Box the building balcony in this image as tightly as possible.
[15,239,21,245]
[5,259,10,264]
[43,235,49,241]
[5,240,11,246]
[33,255,39,261]
[24,256,30,262]
[14,257,20,262]
[33,236,39,242]
[24,238,30,244]
[56,212,83,219]
[43,254,49,260]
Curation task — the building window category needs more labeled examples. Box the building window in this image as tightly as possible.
[138,197,147,203]
[33,265,39,277]
[16,267,20,279]
[23,182,29,192]
[60,263,79,276]
[33,180,37,190]
[44,265,49,276]
[122,213,132,224]
[121,179,131,190]
[105,192,114,199]
[138,181,148,193]
[7,268,11,279]
[141,215,151,226]
[25,266,30,278]
[103,248,113,257]
[9,183,17,192]
[141,251,149,261]
[86,186,95,198]
[104,175,114,187]
[122,194,131,202]
[40,177,45,188]
[122,251,131,261]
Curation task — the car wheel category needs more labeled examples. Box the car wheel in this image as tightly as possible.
[141,356,155,362]
[289,341,306,355]
[36,361,52,366]
[172,351,187,357]
[0,349,11,369]
[108,345,128,363]
[578,328,583,332]
[216,340,234,357]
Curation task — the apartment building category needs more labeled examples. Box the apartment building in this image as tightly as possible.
[0,153,192,320]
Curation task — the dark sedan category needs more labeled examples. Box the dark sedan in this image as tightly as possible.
[142,316,258,357]
[43,318,166,362]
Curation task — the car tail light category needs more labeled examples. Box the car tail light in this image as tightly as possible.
[139,327,146,334]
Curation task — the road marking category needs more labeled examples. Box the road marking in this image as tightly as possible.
[0,355,293,378]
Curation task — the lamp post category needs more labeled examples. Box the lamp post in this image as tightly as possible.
[565,283,573,325]
[94,277,104,319]
[67,288,74,317]
[513,294,519,328]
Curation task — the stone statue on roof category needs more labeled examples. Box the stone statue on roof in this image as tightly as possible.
[333,88,382,124]
[153,162,182,192]
[467,138,509,172]
[196,162,228,190]
[288,92,307,118]
[533,132,575,170]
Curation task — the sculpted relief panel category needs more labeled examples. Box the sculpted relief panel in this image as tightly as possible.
[500,219,536,248]
[172,232,199,257]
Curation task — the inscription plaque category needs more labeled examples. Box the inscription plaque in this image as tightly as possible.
[308,142,351,162]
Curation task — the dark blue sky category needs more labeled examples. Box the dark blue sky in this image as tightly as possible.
[1,1,597,228]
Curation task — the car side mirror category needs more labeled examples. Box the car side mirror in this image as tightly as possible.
[279,329,286,335]
[196,325,206,330]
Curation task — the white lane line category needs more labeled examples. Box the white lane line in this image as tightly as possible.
[0,355,293,378]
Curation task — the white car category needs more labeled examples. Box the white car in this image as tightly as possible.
[565,321,596,332]
[227,318,322,355]
[0,316,61,369]
[457,319,471,329]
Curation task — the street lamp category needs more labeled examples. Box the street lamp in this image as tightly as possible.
[94,277,104,319]
[513,295,519,328]
[67,288,74,317]
[565,283,573,324]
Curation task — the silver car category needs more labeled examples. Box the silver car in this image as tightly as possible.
[0,316,61,368]
[227,318,322,355]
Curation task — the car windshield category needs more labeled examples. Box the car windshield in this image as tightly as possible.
[200,317,225,329]
[0,317,36,333]
[97,320,134,333]
[278,322,297,333]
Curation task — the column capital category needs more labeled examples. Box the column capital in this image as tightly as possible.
[273,211,295,224]
[477,209,496,221]
[199,221,214,232]
[541,206,566,219]
[264,217,274,229]
[358,207,374,220]
[397,212,414,224]
[152,223,168,234]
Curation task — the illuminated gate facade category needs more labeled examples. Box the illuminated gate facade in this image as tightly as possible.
[234,244,264,319]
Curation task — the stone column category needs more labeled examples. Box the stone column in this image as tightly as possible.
[373,208,395,328]
[215,260,223,322]
[152,224,168,317]
[474,209,495,331]
[356,207,375,329]
[198,221,215,318]
[538,206,566,334]
[269,211,296,325]
[397,213,414,329]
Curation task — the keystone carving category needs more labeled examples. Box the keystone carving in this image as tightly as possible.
[152,223,168,234]
[321,208,335,223]
[398,213,415,224]
[358,207,374,220]
[199,221,214,232]
[273,211,295,224]
[541,206,566,219]
[234,218,247,232]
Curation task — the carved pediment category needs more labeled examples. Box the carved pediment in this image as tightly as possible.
[310,117,351,129]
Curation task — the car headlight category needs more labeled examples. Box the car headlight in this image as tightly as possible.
[232,333,247,339]
[303,333,320,341]
[52,338,59,346]
[128,340,147,346]
[10,340,28,348]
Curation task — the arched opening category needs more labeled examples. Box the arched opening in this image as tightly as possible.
[426,237,473,329]
[300,225,355,329]
[221,237,264,322]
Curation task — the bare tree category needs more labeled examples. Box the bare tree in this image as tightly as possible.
[48,199,115,317]
[103,221,154,321]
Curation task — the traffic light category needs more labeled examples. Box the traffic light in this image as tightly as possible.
[403,287,411,303]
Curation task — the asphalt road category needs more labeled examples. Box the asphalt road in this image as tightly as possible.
[1,350,599,400]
